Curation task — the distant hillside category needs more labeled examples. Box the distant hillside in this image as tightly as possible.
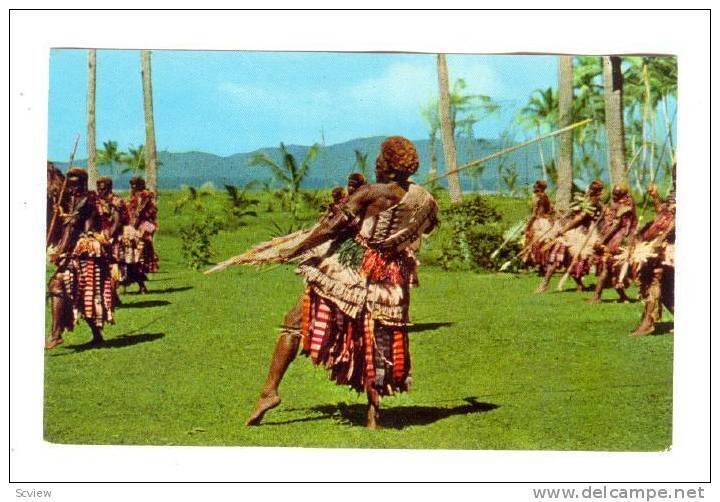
[51,135,562,191]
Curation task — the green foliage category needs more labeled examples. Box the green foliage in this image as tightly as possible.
[336,238,364,268]
[223,183,259,228]
[118,143,163,175]
[248,143,320,214]
[96,140,122,174]
[519,87,558,131]
[436,195,503,271]
[353,149,369,177]
[178,216,222,270]
[173,184,214,214]
[44,189,673,450]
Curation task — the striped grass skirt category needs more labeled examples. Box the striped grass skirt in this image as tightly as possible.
[54,256,115,330]
[300,290,411,396]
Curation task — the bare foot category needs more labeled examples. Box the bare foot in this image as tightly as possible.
[245,393,281,426]
[45,338,64,350]
[367,408,381,430]
[630,324,655,337]
[535,283,549,294]
[586,297,601,305]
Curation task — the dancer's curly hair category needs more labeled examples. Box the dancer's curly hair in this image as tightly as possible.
[587,179,604,196]
[376,136,419,177]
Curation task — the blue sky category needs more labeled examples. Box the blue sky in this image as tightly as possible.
[47,50,558,160]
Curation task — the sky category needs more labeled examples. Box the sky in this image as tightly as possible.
[47,50,558,160]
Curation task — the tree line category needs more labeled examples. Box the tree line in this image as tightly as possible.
[430,54,677,205]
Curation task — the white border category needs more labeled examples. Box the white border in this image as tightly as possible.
[7,6,711,493]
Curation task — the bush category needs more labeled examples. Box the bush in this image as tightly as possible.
[178,216,222,270]
[437,195,521,271]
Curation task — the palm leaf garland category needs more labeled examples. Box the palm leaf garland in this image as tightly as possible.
[570,192,596,216]
[336,238,364,268]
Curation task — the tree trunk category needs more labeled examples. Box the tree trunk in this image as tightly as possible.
[662,95,676,161]
[556,55,574,210]
[436,54,462,203]
[428,130,438,180]
[640,62,650,186]
[536,125,548,182]
[141,50,158,193]
[602,56,627,187]
[87,49,98,190]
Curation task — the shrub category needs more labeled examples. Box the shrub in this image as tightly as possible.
[437,195,522,271]
[178,216,222,270]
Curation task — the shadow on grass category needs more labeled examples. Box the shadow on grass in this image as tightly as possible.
[265,397,498,429]
[125,286,193,295]
[600,298,640,304]
[52,333,165,355]
[652,321,674,335]
[117,300,171,309]
[408,322,454,333]
[554,285,595,294]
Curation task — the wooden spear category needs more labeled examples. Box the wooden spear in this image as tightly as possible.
[46,134,80,247]
[423,118,592,186]
[556,220,598,292]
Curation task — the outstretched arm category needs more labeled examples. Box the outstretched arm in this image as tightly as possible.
[280,186,371,260]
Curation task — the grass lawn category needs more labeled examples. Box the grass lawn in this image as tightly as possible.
[43,191,673,450]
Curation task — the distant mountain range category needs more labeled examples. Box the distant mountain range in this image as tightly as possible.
[51,135,563,191]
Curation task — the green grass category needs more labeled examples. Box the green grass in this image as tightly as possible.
[44,191,673,450]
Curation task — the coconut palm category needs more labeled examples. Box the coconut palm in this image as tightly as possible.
[96,140,122,176]
[556,55,574,211]
[437,54,462,203]
[173,184,215,214]
[120,144,146,174]
[603,56,628,187]
[248,143,320,214]
[141,50,158,193]
[519,86,558,183]
[87,49,98,189]
[224,183,259,225]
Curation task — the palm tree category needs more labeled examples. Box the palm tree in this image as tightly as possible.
[173,184,215,214]
[624,56,677,187]
[556,55,574,211]
[87,49,98,190]
[120,144,146,174]
[519,87,558,183]
[572,56,605,187]
[603,56,627,187]
[436,54,462,203]
[96,140,122,176]
[223,183,259,225]
[141,50,158,193]
[248,143,320,214]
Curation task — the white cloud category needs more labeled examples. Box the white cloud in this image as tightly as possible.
[216,56,505,148]
[221,58,501,117]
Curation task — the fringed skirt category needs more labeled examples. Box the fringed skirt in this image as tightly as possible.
[121,226,159,274]
[300,290,411,396]
[52,255,115,330]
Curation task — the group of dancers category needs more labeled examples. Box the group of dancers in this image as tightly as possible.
[45,164,159,349]
[522,172,675,336]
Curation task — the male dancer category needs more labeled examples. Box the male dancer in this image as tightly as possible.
[245,137,438,428]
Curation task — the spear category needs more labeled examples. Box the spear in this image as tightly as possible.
[423,119,592,186]
[556,220,598,292]
[46,134,80,247]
